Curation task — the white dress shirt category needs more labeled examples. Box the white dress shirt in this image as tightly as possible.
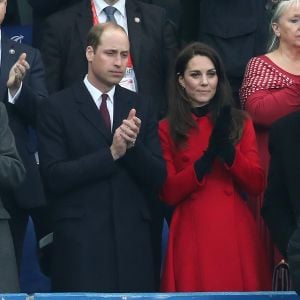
[84,75,115,130]
[93,0,128,33]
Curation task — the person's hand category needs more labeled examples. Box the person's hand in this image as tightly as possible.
[210,105,232,147]
[194,105,233,180]
[110,127,127,160]
[7,53,30,97]
[110,109,141,160]
[212,105,235,165]
[120,108,141,149]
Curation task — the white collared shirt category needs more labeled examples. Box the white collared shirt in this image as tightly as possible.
[93,0,128,33]
[84,75,115,130]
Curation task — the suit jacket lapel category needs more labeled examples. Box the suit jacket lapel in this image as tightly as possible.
[0,35,17,102]
[126,0,142,72]
[74,82,112,142]
[76,1,93,52]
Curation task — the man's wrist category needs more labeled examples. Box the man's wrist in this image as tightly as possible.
[110,146,120,161]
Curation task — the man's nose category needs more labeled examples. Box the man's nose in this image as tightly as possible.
[114,55,122,66]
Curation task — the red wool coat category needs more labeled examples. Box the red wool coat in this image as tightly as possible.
[159,114,271,292]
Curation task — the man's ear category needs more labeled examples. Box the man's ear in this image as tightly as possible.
[86,46,94,62]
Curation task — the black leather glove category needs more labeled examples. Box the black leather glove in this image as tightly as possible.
[194,106,236,181]
[194,125,219,181]
[213,105,235,166]
[194,145,217,181]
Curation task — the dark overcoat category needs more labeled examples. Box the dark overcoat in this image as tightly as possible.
[37,82,166,292]
[262,110,300,257]
[0,33,49,264]
[0,102,26,292]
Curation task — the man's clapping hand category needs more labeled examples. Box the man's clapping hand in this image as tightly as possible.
[7,53,30,97]
[110,108,141,160]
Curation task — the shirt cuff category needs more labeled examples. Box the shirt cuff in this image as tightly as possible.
[8,82,23,104]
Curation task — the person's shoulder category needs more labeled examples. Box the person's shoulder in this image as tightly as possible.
[46,0,87,22]
[41,85,75,110]
[246,54,268,66]
[14,42,39,56]
[129,0,166,18]
[2,34,36,52]
[116,85,152,110]
[115,85,138,101]
[2,36,40,62]
[158,118,169,131]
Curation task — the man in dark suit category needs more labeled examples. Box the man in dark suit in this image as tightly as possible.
[262,110,300,293]
[194,0,269,107]
[27,0,81,47]
[0,0,50,271]
[37,22,166,292]
[40,0,178,119]
[137,0,181,34]
[0,101,26,292]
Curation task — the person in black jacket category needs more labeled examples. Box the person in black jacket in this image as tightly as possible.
[0,0,51,275]
[262,110,300,293]
[27,0,81,48]
[0,101,25,293]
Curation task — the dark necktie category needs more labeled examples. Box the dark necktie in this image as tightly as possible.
[100,94,111,130]
[103,6,117,23]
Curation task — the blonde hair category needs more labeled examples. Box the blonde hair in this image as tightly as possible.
[268,0,300,51]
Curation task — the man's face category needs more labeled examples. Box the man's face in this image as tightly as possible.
[0,0,7,25]
[86,27,129,92]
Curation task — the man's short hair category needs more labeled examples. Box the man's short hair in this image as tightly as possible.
[86,22,127,51]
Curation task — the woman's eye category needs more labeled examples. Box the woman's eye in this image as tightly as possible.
[191,73,201,78]
[207,72,216,78]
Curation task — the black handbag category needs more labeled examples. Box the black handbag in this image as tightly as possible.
[272,259,292,291]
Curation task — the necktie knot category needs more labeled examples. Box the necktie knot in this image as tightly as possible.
[103,6,117,23]
[101,93,108,102]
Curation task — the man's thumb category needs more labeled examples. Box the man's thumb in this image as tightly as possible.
[19,53,27,63]
[127,108,136,120]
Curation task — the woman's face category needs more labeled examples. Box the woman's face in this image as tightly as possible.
[179,55,218,107]
[273,3,300,48]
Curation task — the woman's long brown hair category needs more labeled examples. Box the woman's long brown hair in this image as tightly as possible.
[167,42,246,148]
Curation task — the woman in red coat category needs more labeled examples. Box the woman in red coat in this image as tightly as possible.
[159,42,271,292]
